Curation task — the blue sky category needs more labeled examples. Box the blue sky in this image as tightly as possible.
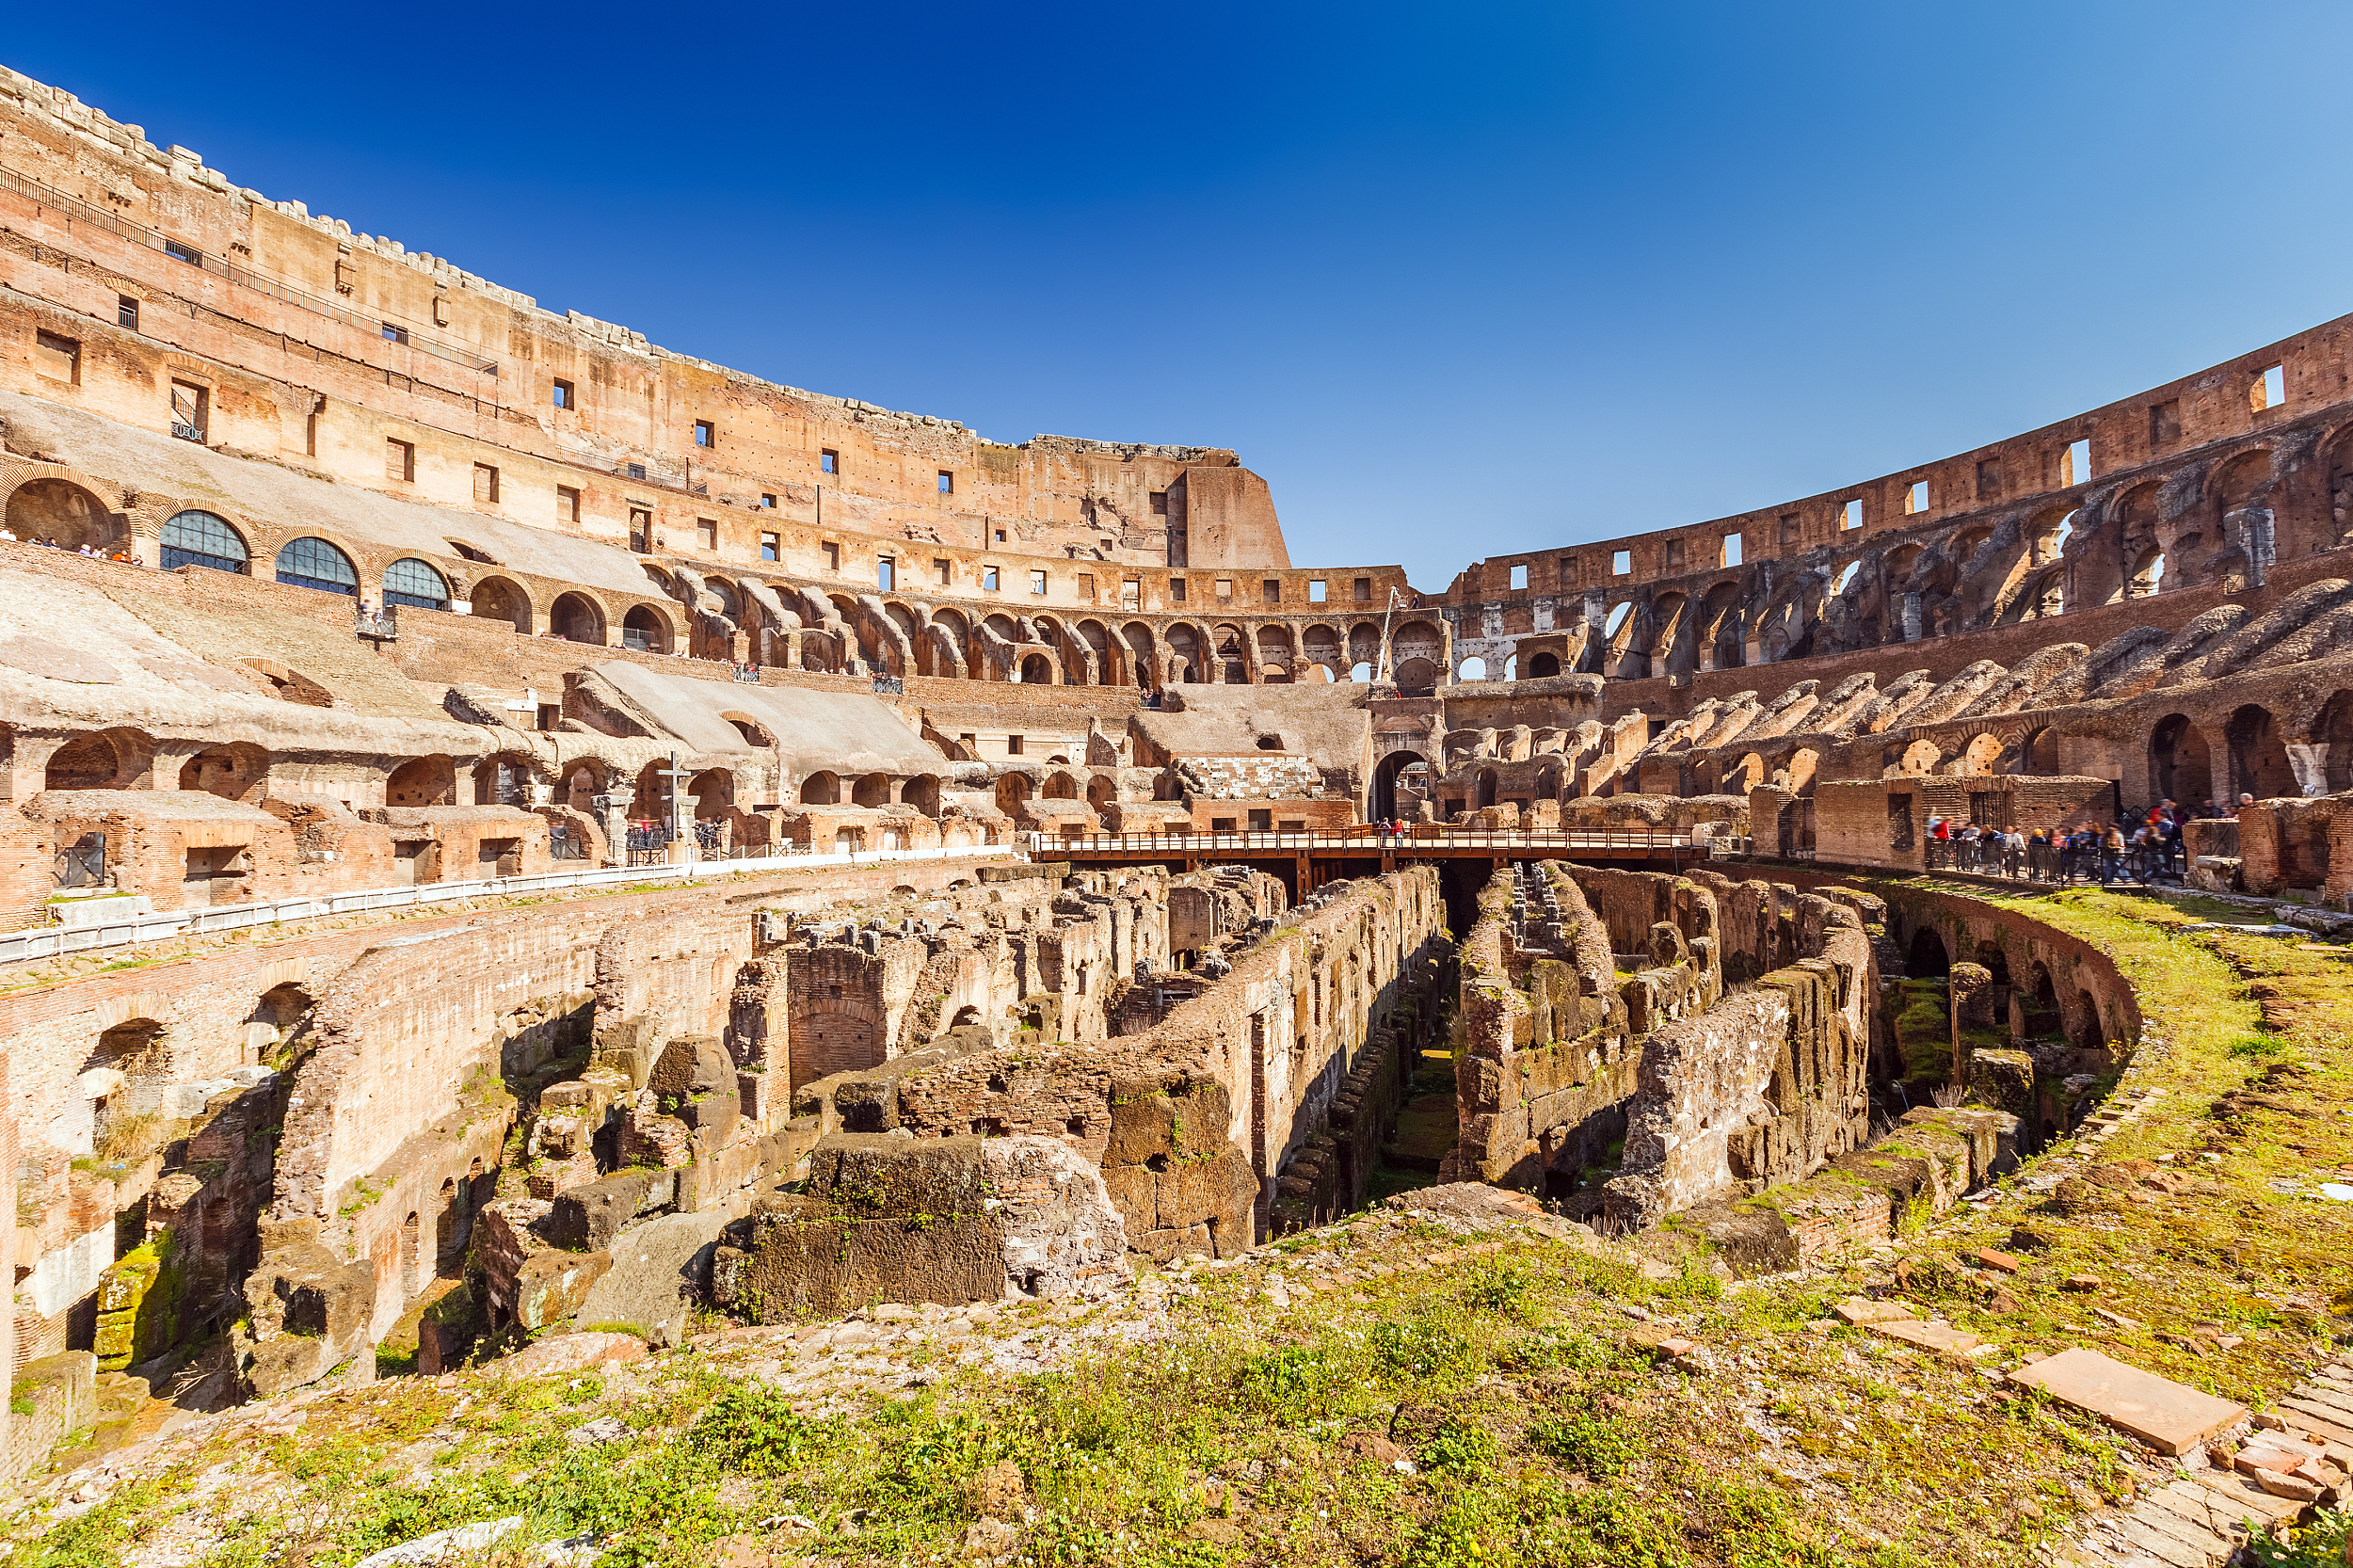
[8,4,2350,590]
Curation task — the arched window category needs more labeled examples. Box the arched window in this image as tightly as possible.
[381,557,450,610]
[160,511,249,574]
[274,536,359,596]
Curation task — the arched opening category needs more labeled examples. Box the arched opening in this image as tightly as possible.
[386,755,456,807]
[2225,704,2295,804]
[159,510,249,574]
[2127,548,2165,599]
[1502,654,1518,681]
[799,770,841,806]
[1350,661,1373,682]
[1369,751,1424,822]
[401,1211,422,1298]
[467,575,533,632]
[621,604,672,653]
[1475,767,1498,809]
[84,1017,167,1159]
[1085,775,1114,812]
[1042,772,1079,801]
[6,478,110,551]
[2320,690,2353,794]
[1906,926,1949,979]
[274,536,360,597]
[550,592,604,645]
[1527,651,1560,679]
[177,744,266,803]
[381,557,451,611]
[1018,652,1053,685]
[2021,727,2061,776]
[689,768,733,826]
[1458,656,1488,682]
[472,754,534,807]
[994,774,1032,816]
[45,732,124,791]
[2149,714,2212,808]
[852,772,892,808]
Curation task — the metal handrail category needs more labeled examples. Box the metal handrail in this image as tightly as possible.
[1033,827,1695,854]
[0,161,500,376]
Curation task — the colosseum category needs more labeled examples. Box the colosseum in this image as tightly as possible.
[1,59,2348,1568]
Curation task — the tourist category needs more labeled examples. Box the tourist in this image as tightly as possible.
[2236,792,2255,816]
[2101,822,2126,882]
[0,526,13,542]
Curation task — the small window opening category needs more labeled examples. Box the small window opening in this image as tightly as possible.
[1841,499,1863,530]
[994,528,1007,544]
[2061,439,2090,488]
[760,531,779,562]
[935,558,952,584]
[473,463,500,504]
[698,518,718,552]
[877,556,895,590]
[983,566,1000,591]
[117,295,139,331]
[1977,457,2001,499]
[1308,579,1327,602]
[1030,570,1048,595]
[1353,576,1371,601]
[382,323,408,344]
[163,237,200,265]
[1261,579,1280,605]
[823,542,840,572]
[2150,400,2181,447]
[631,507,654,553]
[1005,735,1023,756]
[820,449,839,474]
[937,470,953,494]
[35,331,80,385]
[1904,480,1929,514]
[760,492,776,508]
[1778,514,1799,544]
[2255,364,2285,412]
[1722,534,1742,568]
[556,485,581,524]
[552,379,573,408]
[1149,490,1168,515]
[626,461,646,480]
[1509,564,1529,590]
[1171,578,1187,602]
[694,419,714,447]
[385,437,414,482]
[1611,550,1631,575]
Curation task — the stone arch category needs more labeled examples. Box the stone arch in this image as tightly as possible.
[382,557,451,610]
[2225,703,2295,804]
[1475,767,1498,809]
[1906,926,1949,978]
[2322,424,2353,556]
[386,755,456,807]
[468,575,534,632]
[274,536,360,597]
[45,729,148,791]
[1389,620,1444,690]
[1121,622,1158,689]
[6,476,113,551]
[1042,771,1080,801]
[622,603,674,654]
[1526,651,1561,679]
[1019,652,1054,685]
[2316,690,2353,794]
[177,742,269,803]
[995,773,1032,815]
[852,772,891,808]
[1086,775,1114,811]
[2020,726,2061,776]
[550,592,605,645]
[1165,622,1203,683]
[2149,712,2212,808]
[800,770,842,806]
[1369,750,1427,823]
[902,774,941,816]
[1256,624,1295,680]
[560,760,608,814]
[1457,656,1487,681]
[1958,732,2004,776]
[472,751,536,807]
[1213,623,1250,684]
[159,509,250,574]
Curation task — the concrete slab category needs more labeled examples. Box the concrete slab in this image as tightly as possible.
[1867,1318,1983,1357]
[2009,1348,2248,1456]
[1832,1296,1918,1324]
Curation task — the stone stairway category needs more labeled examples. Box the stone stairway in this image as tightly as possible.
[2057,1350,2353,1566]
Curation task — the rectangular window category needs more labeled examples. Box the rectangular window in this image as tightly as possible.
[382,322,409,344]
[630,507,653,552]
[1842,499,1864,530]
[1261,579,1280,605]
[820,448,839,474]
[1215,578,1234,600]
[1354,576,1372,602]
[1904,479,1929,514]
[163,237,200,265]
[995,528,1008,544]
[698,518,718,552]
[1149,490,1168,515]
[760,493,776,508]
[937,470,954,494]
[1977,457,2001,499]
[473,463,500,504]
[935,558,952,585]
[983,566,1000,591]
[1509,564,1529,590]
[823,541,840,572]
[626,461,646,480]
[1030,570,1048,595]
[1248,809,1273,833]
[556,485,581,524]
[2061,438,2091,488]
[1078,573,1096,600]
[117,295,139,330]
[1778,514,1800,544]
[957,732,977,752]
[384,436,414,481]
[877,556,895,590]
[1722,534,1742,568]
[1308,579,1327,602]
[760,531,779,563]
[2256,363,2286,412]
[2150,399,2181,447]
[1005,734,1023,757]
[34,330,79,385]
[1172,578,1187,603]
[171,380,209,442]
[1888,793,1915,852]
[1122,578,1140,604]
[552,378,573,408]
[1612,550,1631,575]
[1663,539,1685,570]
[694,419,714,447]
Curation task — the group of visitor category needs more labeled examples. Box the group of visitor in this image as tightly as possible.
[1924,794,2249,884]
[0,526,143,565]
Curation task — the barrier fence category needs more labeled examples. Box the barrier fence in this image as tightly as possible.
[1033,826,1698,856]
[0,844,1008,968]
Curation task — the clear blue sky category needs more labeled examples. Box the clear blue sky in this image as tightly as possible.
[8,4,2348,590]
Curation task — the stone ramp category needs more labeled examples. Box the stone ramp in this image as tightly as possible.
[2057,1351,2352,1567]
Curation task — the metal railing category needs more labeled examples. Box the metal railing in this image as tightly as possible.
[0,844,1010,968]
[1034,826,1696,856]
[1923,837,2185,887]
[0,161,500,377]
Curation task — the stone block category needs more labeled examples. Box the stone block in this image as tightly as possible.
[571,1209,728,1347]
[511,1247,612,1332]
[547,1168,677,1252]
[2009,1348,2249,1456]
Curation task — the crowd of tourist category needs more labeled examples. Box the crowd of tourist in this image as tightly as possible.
[1923,794,2247,885]
[0,526,145,565]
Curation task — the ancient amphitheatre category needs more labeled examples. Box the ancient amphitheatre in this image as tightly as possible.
[0,53,2347,1568]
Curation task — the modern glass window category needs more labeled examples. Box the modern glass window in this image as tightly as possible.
[159,511,249,574]
[381,557,450,610]
[274,536,360,597]
[382,323,409,344]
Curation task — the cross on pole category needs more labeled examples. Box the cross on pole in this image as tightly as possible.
[654,751,696,853]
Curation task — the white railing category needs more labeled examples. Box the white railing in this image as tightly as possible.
[0,844,1010,968]
[1031,827,1697,856]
